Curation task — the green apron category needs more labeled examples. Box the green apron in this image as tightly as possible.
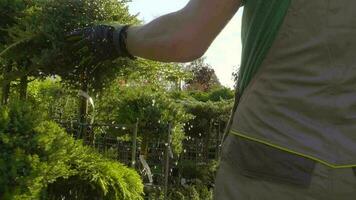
[215,0,356,198]
[228,0,356,168]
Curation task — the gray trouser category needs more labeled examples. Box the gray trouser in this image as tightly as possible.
[213,134,356,200]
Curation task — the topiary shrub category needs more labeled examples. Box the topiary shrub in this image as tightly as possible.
[0,101,144,200]
[97,86,192,158]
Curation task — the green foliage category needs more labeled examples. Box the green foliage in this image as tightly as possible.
[97,86,192,155]
[183,99,233,138]
[169,185,209,200]
[205,87,234,102]
[164,160,217,200]
[0,0,43,91]
[144,187,164,200]
[125,59,191,90]
[0,101,144,200]
[187,87,234,102]
[27,78,63,103]
[171,123,186,156]
[187,186,200,200]
[1,0,139,92]
[35,0,139,90]
[178,160,218,186]
[0,0,27,45]
[27,77,78,120]
[146,185,212,200]
[169,190,185,200]
[0,1,232,199]
[195,184,212,200]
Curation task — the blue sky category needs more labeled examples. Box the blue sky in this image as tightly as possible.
[127,0,243,88]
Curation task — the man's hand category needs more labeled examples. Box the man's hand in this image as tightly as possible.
[67,25,134,62]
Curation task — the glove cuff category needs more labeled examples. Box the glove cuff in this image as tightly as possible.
[113,25,136,60]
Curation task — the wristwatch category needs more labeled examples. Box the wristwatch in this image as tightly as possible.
[113,25,136,60]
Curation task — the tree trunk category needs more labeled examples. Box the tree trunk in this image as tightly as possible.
[19,75,28,101]
[204,119,213,160]
[1,64,12,105]
[2,83,10,105]
[141,134,149,160]
[19,60,31,101]
[79,69,89,141]
[216,121,221,159]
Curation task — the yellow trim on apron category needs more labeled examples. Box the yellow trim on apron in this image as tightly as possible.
[230,129,356,169]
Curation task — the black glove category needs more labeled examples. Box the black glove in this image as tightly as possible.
[67,25,135,62]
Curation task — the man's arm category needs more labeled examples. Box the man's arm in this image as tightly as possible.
[126,0,242,62]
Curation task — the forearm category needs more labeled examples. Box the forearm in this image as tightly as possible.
[126,10,199,62]
[67,0,241,63]
[123,0,241,63]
